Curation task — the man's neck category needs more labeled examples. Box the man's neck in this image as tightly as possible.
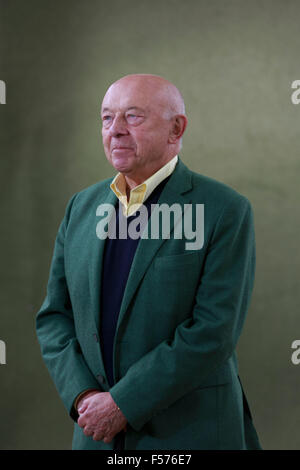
[123,156,177,194]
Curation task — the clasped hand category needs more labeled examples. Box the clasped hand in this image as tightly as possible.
[77,391,127,443]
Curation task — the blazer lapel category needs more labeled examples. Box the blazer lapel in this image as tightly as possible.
[89,187,118,333]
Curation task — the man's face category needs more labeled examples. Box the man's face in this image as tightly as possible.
[101,78,173,179]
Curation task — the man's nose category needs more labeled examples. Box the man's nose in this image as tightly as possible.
[108,115,128,137]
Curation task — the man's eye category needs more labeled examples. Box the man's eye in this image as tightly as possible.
[102,116,112,121]
[127,114,144,122]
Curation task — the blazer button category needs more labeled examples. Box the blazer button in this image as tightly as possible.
[93,333,99,342]
[97,374,105,384]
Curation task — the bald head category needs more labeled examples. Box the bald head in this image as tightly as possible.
[107,74,186,117]
[101,74,188,185]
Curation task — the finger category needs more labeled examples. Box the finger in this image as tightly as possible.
[78,402,88,414]
[83,427,94,437]
[93,433,104,441]
[103,435,113,444]
[77,416,86,428]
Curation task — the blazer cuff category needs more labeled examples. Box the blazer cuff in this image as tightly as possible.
[73,388,100,411]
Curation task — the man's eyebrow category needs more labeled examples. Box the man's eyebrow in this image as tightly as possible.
[101,107,111,114]
[126,106,145,112]
[101,106,145,114]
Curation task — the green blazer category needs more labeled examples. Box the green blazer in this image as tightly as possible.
[36,157,262,450]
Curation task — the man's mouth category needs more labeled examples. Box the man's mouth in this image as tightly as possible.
[112,146,132,150]
[111,147,134,155]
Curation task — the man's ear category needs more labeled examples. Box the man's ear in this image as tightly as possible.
[168,115,188,144]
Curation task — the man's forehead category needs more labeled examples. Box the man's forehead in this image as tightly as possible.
[101,88,149,108]
[101,78,165,111]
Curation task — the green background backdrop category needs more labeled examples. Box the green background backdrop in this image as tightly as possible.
[1,0,299,449]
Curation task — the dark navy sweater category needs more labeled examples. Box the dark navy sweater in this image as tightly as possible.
[99,174,171,388]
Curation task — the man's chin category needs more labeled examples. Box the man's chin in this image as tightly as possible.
[111,155,134,174]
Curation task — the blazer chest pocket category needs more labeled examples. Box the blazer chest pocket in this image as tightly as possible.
[150,252,201,313]
[153,251,200,279]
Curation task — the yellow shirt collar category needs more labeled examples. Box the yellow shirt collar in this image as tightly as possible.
[110,155,178,217]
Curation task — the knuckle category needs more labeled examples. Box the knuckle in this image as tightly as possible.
[83,427,93,436]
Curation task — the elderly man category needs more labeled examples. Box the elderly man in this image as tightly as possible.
[36,74,262,450]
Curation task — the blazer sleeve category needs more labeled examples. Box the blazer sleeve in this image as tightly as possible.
[35,194,101,422]
[109,195,256,432]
